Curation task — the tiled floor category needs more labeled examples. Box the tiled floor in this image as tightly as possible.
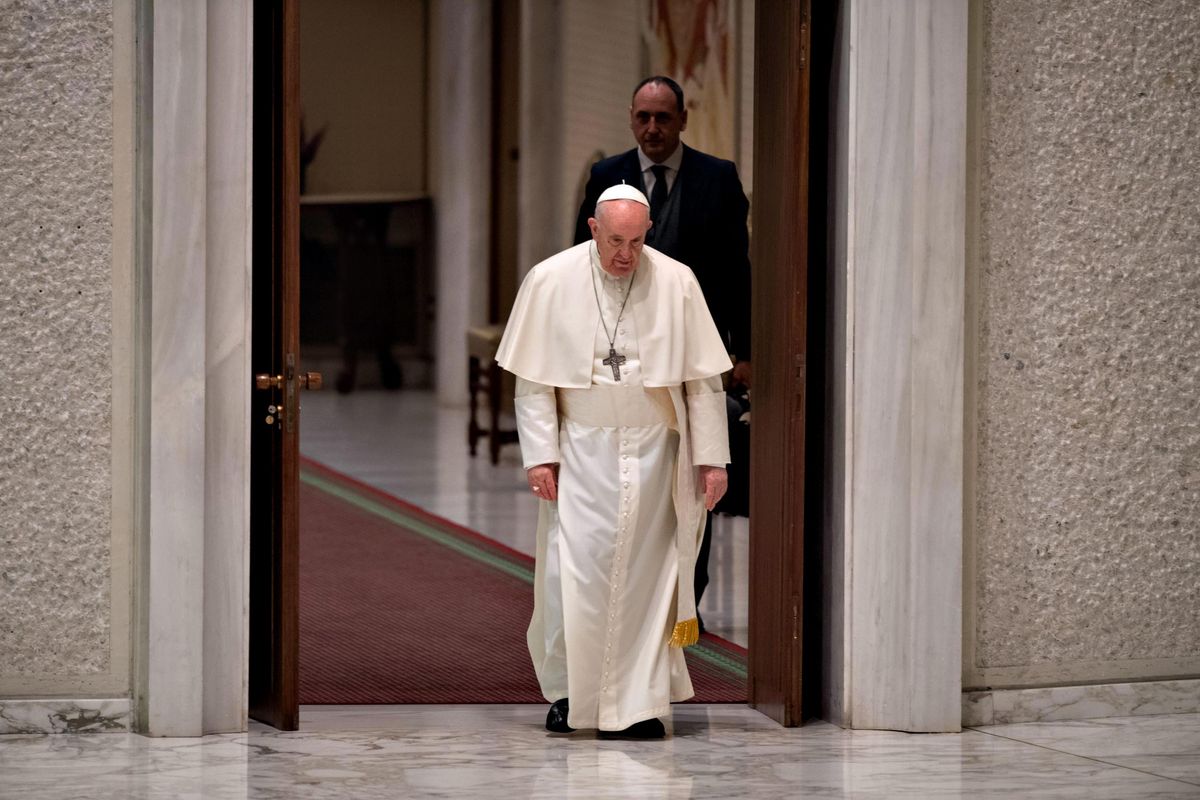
[298,389,749,645]
[2,706,1198,798]
[6,390,1199,798]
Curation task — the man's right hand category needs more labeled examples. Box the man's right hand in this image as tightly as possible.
[527,463,559,502]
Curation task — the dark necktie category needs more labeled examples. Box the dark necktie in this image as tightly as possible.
[649,165,668,222]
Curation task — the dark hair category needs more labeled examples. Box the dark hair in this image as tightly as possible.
[632,76,685,113]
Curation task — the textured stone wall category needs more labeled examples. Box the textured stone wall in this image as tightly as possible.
[0,1,114,677]
[974,0,1200,680]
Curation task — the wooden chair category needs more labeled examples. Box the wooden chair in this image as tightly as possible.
[467,325,519,464]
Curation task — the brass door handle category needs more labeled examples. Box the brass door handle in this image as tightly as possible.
[256,372,321,390]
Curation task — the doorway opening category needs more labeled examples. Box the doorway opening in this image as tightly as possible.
[250,0,831,731]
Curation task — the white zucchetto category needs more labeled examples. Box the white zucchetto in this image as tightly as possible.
[596,182,650,208]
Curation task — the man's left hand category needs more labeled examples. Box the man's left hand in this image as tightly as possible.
[698,466,728,511]
[731,360,752,388]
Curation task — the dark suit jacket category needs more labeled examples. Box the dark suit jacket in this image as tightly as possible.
[573,145,752,361]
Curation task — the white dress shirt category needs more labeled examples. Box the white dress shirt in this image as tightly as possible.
[638,145,684,198]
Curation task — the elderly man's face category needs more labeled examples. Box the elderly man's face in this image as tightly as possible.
[630,82,687,163]
[588,200,652,278]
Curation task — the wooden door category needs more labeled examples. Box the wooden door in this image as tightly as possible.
[249,0,307,731]
[488,0,521,323]
[748,0,810,727]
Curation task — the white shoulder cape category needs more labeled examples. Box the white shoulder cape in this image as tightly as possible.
[495,242,732,387]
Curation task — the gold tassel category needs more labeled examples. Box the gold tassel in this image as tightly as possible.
[669,618,700,648]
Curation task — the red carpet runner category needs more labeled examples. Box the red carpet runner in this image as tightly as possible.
[299,457,748,704]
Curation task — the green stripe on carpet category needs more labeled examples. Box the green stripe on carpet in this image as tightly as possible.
[301,471,535,584]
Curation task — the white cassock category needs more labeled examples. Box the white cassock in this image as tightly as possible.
[496,241,731,731]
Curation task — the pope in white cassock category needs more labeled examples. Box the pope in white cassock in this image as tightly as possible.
[496,184,732,739]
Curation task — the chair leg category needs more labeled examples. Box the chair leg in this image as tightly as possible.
[468,356,481,457]
[488,362,503,465]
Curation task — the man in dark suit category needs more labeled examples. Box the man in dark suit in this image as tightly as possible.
[574,76,751,632]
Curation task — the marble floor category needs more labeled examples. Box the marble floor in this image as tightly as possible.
[2,706,1198,798]
[298,389,749,645]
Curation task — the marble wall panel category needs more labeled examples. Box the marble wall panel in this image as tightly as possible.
[970,0,1200,687]
[203,0,253,734]
[0,698,130,734]
[826,0,967,732]
[0,0,119,687]
[143,0,207,736]
[964,678,1200,726]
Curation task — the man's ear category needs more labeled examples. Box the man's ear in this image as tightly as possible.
[588,217,599,237]
[680,109,688,132]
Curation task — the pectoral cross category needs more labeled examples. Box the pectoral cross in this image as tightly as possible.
[603,348,627,381]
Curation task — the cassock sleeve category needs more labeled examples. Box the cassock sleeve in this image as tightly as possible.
[685,376,730,467]
[515,377,560,469]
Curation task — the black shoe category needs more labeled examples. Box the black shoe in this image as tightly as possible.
[597,718,665,740]
[546,698,575,733]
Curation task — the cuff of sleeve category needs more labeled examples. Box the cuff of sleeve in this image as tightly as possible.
[515,391,560,468]
[687,391,731,466]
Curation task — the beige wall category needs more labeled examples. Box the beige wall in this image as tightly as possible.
[299,0,427,195]
[0,0,132,699]
[966,0,1200,689]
